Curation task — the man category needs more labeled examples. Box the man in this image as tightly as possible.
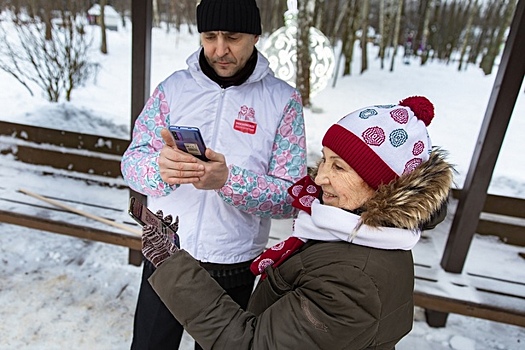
[120,0,307,348]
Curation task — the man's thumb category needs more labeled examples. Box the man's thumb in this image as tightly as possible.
[205,148,225,163]
[161,128,176,147]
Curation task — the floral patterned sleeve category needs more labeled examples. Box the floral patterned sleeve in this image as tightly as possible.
[121,84,175,197]
[217,91,307,219]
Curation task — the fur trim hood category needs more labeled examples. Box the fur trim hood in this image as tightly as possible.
[310,147,454,230]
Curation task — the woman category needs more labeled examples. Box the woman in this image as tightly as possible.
[142,96,454,349]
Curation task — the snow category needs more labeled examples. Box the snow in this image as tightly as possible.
[0,19,524,350]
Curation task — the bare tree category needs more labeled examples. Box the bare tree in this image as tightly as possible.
[0,9,96,102]
[360,0,370,73]
[378,0,397,70]
[332,1,351,43]
[100,0,108,54]
[480,0,517,75]
[313,0,325,29]
[296,0,315,107]
[389,0,404,72]
[458,0,477,71]
[419,0,433,65]
[342,0,360,76]
[152,0,161,28]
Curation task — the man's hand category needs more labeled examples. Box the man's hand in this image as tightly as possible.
[192,148,229,190]
[159,128,229,190]
[142,210,179,268]
[159,128,205,185]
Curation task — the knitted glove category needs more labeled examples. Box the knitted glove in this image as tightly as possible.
[142,210,179,268]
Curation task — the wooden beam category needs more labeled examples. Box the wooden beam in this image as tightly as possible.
[0,121,129,155]
[131,0,152,128]
[0,209,141,251]
[451,188,525,219]
[441,0,525,273]
[414,292,525,328]
[129,0,151,206]
[14,145,122,178]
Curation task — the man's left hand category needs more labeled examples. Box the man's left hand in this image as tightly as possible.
[192,148,229,190]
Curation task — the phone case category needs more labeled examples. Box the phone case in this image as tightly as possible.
[168,125,208,161]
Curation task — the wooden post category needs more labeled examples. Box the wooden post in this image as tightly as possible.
[129,0,151,208]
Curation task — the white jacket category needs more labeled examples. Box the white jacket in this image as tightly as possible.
[121,48,307,263]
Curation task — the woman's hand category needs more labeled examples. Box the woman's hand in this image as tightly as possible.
[142,210,179,268]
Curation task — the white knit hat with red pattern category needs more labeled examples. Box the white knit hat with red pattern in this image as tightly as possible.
[322,96,434,190]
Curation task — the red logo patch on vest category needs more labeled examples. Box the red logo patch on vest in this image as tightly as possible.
[234,105,257,134]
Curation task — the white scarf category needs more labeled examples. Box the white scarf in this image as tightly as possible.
[291,199,420,250]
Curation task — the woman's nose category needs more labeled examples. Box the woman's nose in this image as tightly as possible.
[314,167,327,186]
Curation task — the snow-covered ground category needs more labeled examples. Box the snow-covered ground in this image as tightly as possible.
[0,18,524,350]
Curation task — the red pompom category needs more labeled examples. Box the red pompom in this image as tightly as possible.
[399,96,434,126]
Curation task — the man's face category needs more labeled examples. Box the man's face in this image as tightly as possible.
[200,31,259,77]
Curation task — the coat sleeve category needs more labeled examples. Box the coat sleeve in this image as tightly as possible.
[215,90,307,219]
[149,250,381,350]
[121,84,176,197]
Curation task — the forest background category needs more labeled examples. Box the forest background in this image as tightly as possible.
[0,0,518,107]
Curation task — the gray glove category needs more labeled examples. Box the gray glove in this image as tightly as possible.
[142,210,179,268]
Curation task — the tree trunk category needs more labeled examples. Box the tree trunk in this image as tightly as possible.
[314,0,325,29]
[427,0,442,62]
[332,1,350,44]
[419,0,433,65]
[378,0,385,68]
[480,0,517,75]
[389,0,404,72]
[343,1,360,76]
[458,0,477,71]
[414,0,430,54]
[152,0,160,28]
[296,0,315,107]
[100,0,108,54]
[360,0,370,74]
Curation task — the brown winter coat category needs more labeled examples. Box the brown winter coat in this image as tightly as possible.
[149,149,453,349]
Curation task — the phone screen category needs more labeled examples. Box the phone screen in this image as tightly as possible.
[128,197,180,248]
[169,125,208,161]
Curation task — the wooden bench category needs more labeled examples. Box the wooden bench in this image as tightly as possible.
[0,121,143,265]
[412,190,525,328]
[0,121,282,266]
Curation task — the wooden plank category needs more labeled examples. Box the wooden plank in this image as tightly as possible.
[477,219,525,246]
[0,120,129,155]
[0,209,141,251]
[15,145,122,178]
[450,189,525,246]
[414,265,525,300]
[451,189,525,219]
[414,285,525,327]
[414,260,525,328]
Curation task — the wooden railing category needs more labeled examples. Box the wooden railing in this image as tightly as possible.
[1,121,524,326]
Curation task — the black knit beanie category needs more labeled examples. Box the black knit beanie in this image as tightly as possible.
[196,0,262,35]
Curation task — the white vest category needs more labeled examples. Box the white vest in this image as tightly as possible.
[149,49,298,263]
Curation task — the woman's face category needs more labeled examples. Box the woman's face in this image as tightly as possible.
[314,147,375,211]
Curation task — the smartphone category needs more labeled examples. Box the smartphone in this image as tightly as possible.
[128,196,180,248]
[168,125,209,161]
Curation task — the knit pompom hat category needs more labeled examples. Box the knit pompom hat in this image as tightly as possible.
[322,96,435,190]
[197,0,262,35]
